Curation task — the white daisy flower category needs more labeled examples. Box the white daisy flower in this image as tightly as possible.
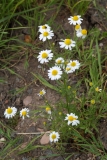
[49,131,60,143]
[75,24,82,32]
[46,107,51,114]
[4,106,17,119]
[55,57,64,67]
[68,15,83,25]
[20,108,29,120]
[67,60,80,71]
[65,66,74,74]
[59,39,76,50]
[39,30,54,41]
[38,24,51,32]
[95,87,102,92]
[37,50,53,64]
[48,66,62,80]
[65,113,80,126]
[76,29,87,39]
[38,89,46,96]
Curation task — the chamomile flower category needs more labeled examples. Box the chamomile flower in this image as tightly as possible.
[38,89,46,96]
[65,113,80,126]
[20,108,29,120]
[95,87,102,92]
[89,82,93,87]
[46,107,51,114]
[59,112,62,115]
[38,24,51,32]
[75,24,82,32]
[59,39,76,50]
[67,60,80,71]
[4,106,17,119]
[91,99,95,105]
[39,30,54,41]
[68,15,83,25]
[37,50,53,64]
[55,57,64,67]
[76,29,87,39]
[68,86,71,89]
[48,66,62,80]
[65,66,74,74]
[49,131,60,143]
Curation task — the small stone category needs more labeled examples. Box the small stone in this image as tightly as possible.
[19,142,28,150]
[37,128,44,132]
[40,132,50,145]
[99,43,103,47]
[23,96,32,106]
[38,65,42,68]
[0,137,6,143]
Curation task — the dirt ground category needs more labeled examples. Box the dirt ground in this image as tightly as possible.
[0,0,107,159]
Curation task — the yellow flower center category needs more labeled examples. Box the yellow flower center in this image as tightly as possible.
[46,107,51,111]
[43,31,49,37]
[42,52,48,58]
[52,70,58,76]
[64,39,71,45]
[73,16,79,21]
[59,112,62,115]
[68,115,76,121]
[51,134,56,139]
[68,86,71,89]
[75,25,80,30]
[22,111,27,116]
[42,25,47,29]
[66,67,71,71]
[81,29,87,35]
[95,87,99,92]
[7,108,13,114]
[40,91,44,95]
[89,82,93,86]
[71,61,76,67]
[43,121,46,125]
[57,60,61,64]
[91,99,95,104]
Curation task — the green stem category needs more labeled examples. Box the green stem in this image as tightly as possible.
[63,73,69,113]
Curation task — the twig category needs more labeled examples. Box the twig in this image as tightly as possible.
[16,131,50,135]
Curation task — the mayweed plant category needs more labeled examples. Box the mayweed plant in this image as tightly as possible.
[45,107,51,114]
[59,38,76,50]
[37,50,53,64]
[4,107,17,119]
[38,89,46,96]
[35,14,105,150]
[35,15,88,144]
[20,108,30,120]
[49,131,60,143]
[38,25,54,41]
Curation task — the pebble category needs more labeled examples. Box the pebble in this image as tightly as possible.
[40,131,50,145]
[23,96,32,106]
